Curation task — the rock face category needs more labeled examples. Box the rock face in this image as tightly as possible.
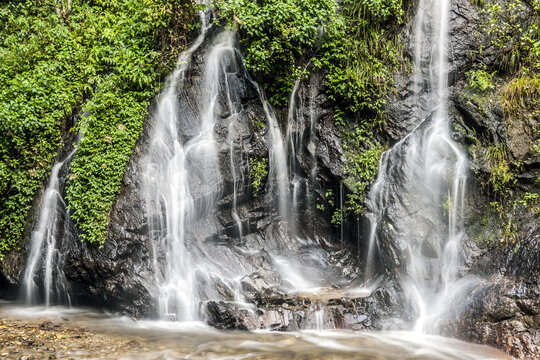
[205,279,409,331]
[444,0,540,357]
[449,277,540,359]
[57,26,403,326]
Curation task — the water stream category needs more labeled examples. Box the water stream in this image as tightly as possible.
[365,0,470,332]
[0,304,511,360]
[144,14,238,320]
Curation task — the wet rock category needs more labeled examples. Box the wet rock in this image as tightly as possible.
[0,249,24,299]
[203,277,408,332]
[487,296,520,322]
[241,269,285,303]
[0,5,535,360]
[49,26,371,326]
[449,279,540,359]
[205,301,259,330]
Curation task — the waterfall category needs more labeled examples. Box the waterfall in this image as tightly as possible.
[145,7,277,319]
[22,149,76,306]
[143,6,372,322]
[365,0,470,332]
[144,11,231,320]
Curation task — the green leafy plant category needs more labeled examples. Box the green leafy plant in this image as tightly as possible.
[254,117,266,131]
[482,0,540,73]
[315,0,406,113]
[0,0,196,254]
[250,157,268,196]
[342,123,383,215]
[215,0,335,106]
[467,68,495,92]
[443,196,452,216]
[331,208,342,226]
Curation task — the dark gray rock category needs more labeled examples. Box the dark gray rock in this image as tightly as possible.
[448,279,540,359]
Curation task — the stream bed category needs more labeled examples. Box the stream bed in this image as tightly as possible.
[0,302,511,360]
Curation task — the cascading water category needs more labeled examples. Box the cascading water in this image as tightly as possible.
[256,85,290,221]
[286,80,302,221]
[365,0,470,333]
[22,150,76,306]
[144,13,239,320]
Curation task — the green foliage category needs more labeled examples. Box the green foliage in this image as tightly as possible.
[0,1,80,255]
[254,117,266,131]
[0,0,195,253]
[214,0,402,219]
[470,143,517,200]
[145,0,202,64]
[478,0,540,119]
[472,0,484,7]
[342,123,383,215]
[442,196,452,217]
[315,0,405,113]
[331,208,342,226]
[66,76,151,244]
[250,157,268,196]
[324,189,335,207]
[316,188,342,226]
[467,68,495,93]
[520,192,540,215]
[501,73,540,116]
[465,0,540,250]
[482,0,540,73]
[314,0,402,217]
[486,144,516,196]
[467,202,508,249]
[215,0,335,105]
[468,197,534,249]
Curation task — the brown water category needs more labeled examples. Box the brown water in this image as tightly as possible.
[0,303,511,360]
